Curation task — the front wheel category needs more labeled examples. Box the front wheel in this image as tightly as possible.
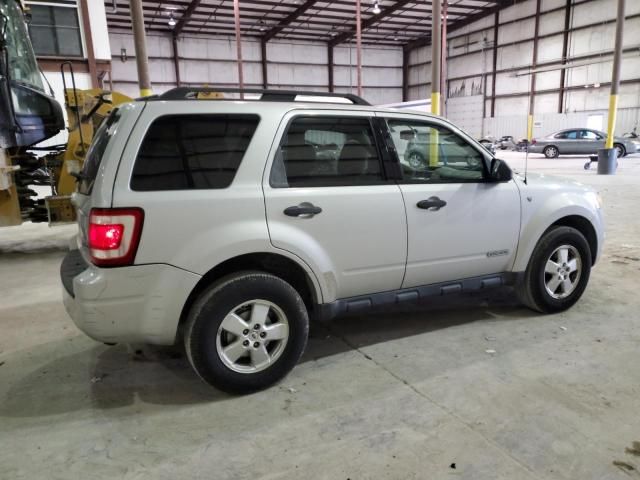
[614,143,625,158]
[516,226,591,313]
[544,145,559,158]
[184,271,309,394]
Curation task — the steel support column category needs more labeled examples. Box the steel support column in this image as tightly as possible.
[328,44,334,92]
[78,0,98,88]
[558,0,572,113]
[527,0,542,140]
[261,39,268,89]
[490,11,499,117]
[355,0,363,96]
[129,0,152,96]
[431,0,441,116]
[441,0,448,115]
[233,0,244,97]
[430,0,442,167]
[171,34,181,87]
[605,0,625,149]
[402,48,409,101]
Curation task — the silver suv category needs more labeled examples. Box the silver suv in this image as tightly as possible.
[61,88,604,393]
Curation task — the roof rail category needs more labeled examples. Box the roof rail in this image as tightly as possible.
[154,87,371,106]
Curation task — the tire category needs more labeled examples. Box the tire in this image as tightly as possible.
[184,271,309,394]
[407,151,425,169]
[614,143,625,158]
[516,226,591,313]
[543,145,559,158]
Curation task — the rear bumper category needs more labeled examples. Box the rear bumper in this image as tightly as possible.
[527,144,544,154]
[61,250,201,345]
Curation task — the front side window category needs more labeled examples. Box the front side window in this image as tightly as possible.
[386,119,486,183]
[28,5,82,57]
[271,116,384,188]
[131,114,260,191]
[580,130,599,140]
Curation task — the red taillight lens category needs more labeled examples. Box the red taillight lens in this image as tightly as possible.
[88,208,144,267]
[531,138,537,144]
[89,223,124,250]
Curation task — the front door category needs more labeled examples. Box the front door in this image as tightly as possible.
[380,115,521,288]
[263,112,407,301]
[578,129,605,154]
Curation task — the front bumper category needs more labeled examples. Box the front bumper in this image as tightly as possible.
[61,249,201,345]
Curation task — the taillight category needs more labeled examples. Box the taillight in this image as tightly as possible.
[531,138,537,145]
[88,208,144,267]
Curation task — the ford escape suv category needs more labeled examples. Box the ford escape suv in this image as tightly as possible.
[61,88,604,394]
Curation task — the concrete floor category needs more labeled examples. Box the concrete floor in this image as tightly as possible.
[1,152,640,479]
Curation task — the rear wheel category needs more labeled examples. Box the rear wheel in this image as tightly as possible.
[543,145,559,158]
[614,143,625,158]
[516,226,591,313]
[184,271,309,394]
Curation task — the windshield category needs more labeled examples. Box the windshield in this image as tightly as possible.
[0,0,45,91]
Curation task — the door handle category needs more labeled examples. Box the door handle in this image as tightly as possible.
[284,203,322,217]
[417,196,447,211]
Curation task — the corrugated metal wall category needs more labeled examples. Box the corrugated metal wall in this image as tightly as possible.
[109,30,403,104]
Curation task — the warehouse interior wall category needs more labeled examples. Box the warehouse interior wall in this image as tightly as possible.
[407,0,640,138]
[108,30,403,105]
[35,0,640,141]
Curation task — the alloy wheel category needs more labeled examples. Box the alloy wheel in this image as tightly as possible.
[543,245,582,299]
[216,300,290,374]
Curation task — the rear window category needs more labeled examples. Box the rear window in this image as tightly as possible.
[130,114,260,191]
[78,109,120,195]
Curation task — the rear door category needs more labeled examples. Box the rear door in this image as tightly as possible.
[263,111,407,301]
[579,129,604,153]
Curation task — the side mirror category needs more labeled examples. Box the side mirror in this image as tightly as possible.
[490,158,512,182]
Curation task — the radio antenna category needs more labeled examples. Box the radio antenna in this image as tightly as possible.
[524,140,529,184]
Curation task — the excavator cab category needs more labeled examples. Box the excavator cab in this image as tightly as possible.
[0,0,64,149]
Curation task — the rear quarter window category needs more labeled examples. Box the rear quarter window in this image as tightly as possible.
[78,109,121,195]
[130,114,260,191]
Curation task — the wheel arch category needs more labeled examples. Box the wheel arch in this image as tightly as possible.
[177,252,321,334]
[613,142,626,156]
[547,215,598,266]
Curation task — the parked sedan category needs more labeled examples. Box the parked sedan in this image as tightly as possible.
[528,128,639,158]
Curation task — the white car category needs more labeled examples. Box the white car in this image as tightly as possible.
[61,88,604,393]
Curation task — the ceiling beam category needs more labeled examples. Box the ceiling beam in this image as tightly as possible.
[173,0,202,35]
[263,0,317,41]
[329,0,415,46]
[403,0,527,51]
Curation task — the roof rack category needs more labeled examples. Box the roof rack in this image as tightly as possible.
[153,87,371,106]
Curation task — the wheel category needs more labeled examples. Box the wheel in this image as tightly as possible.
[516,226,591,313]
[184,271,309,394]
[614,143,625,158]
[407,151,425,169]
[543,145,559,158]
